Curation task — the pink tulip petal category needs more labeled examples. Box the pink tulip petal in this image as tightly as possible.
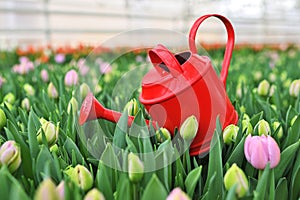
[248,138,268,169]
[267,136,281,168]
[244,135,252,161]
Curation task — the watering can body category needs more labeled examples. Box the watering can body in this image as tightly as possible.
[79,14,238,156]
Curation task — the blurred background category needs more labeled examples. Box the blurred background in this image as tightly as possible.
[0,0,300,48]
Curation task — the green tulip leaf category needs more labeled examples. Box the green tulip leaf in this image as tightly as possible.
[254,164,270,200]
[185,166,202,198]
[275,140,300,181]
[275,178,288,200]
[113,110,128,149]
[141,174,168,200]
[203,118,223,198]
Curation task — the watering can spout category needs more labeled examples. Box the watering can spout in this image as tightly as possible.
[79,92,152,127]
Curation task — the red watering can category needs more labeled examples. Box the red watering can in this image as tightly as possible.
[79,14,238,156]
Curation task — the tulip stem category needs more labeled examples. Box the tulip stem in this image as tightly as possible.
[258,170,263,179]
[133,183,138,200]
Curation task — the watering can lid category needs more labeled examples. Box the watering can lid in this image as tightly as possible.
[139,44,211,104]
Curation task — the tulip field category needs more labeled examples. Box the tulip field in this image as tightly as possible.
[0,44,300,199]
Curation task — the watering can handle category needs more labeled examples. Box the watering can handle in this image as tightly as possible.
[148,44,183,78]
[189,14,235,87]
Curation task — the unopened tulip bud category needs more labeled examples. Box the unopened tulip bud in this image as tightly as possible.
[37,118,59,147]
[128,152,144,183]
[64,69,78,87]
[47,82,58,99]
[257,119,271,136]
[23,83,35,96]
[242,120,253,135]
[269,85,276,97]
[84,188,105,200]
[67,97,78,114]
[0,140,21,173]
[65,164,93,191]
[257,79,270,96]
[21,98,30,111]
[291,115,298,126]
[56,181,65,200]
[34,178,59,200]
[155,128,171,143]
[41,69,49,82]
[124,99,138,116]
[179,115,198,141]
[289,79,300,97]
[3,92,15,104]
[0,108,6,130]
[224,163,249,198]
[80,83,91,100]
[254,71,262,81]
[166,187,190,200]
[272,121,283,139]
[223,124,239,144]
[244,135,280,169]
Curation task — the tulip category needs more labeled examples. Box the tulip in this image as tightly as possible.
[99,62,112,74]
[244,135,280,169]
[34,178,59,200]
[289,79,300,97]
[128,152,144,183]
[0,140,21,173]
[272,121,283,139]
[12,58,34,75]
[269,85,276,97]
[41,69,49,82]
[65,164,93,191]
[77,58,90,76]
[124,99,138,116]
[166,187,190,200]
[135,55,144,63]
[47,82,58,99]
[242,119,253,135]
[291,115,298,126]
[256,119,271,136]
[224,163,249,198]
[0,108,6,130]
[56,181,65,200]
[84,188,105,200]
[155,127,171,143]
[254,71,262,81]
[3,92,16,104]
[223,124,239,145]
[257,80,270,96]
[23,83,35,96]
[37,118,59,147]
[21,98,30,111]
[67,97,79,115]
[80,83,91,100]
[179,115,198,141]
[55,53,65,64]
[64,69,78,87]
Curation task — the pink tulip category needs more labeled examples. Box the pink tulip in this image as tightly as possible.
[55,53,65,64]
[167,187,190,200]
[64,70,78,86]
[99,62,112,74]
[244,135,280,169]
[77,58,89,76]
[12,58,34,75]
[41,69,49,82]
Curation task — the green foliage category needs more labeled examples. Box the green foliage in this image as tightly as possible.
[0,45,300,199]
